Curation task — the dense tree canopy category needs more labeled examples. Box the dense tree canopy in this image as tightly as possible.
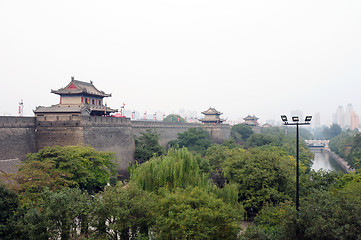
[221,146,296,212]
[329,131,361,169]
[155,187,242,240]
[163,114,185,123]
[22,188,92,240]
[13,146,116,206]
[0,184,19,240]
[323,123,342,139]
[91,183,156,239]
[241,171,361,240]
[169,127,212,155]
[131,148,207,192]
[231,124,254,143]
[246,133,275,147]
[4,124,360,239]
[134,129,165,164]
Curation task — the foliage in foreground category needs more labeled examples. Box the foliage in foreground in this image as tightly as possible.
[155,186,242,240]
[241,172,361,240]
[207,145,296,213]
[131,148,240,205]
[0,184,19,239]
[91,183,156,239]
[12,146,116,206]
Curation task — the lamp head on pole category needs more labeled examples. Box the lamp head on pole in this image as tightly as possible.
[281,115,288,123]
[305,116,312,122]
[292,116,299,122]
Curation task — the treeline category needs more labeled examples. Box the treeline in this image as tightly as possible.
[313,123,343,140]
[329,130,361,169]
[2,125,361,239]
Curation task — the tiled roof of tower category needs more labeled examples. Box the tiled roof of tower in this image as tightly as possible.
[243,115,259,120]
[34,105,117,115]
[201,107,222,115]
[51,77,111,97]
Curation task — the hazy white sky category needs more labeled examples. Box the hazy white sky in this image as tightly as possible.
[1,1,361,125]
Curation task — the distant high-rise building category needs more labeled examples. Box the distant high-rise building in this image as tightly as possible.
[351,111,359,130]
[344,104,354,128]
[313,112,321,128]
[333,104,359,130]
[333,105,344,127]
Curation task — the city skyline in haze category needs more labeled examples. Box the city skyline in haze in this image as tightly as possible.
[1,1,361,126]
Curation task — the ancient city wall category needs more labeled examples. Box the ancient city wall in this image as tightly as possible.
[131,121,231,146]
[0,117,36,161]
[82,116,135,169]
[132,121,201,146]
[0,116,231,171]
[36,116,135,169]
[35,115,84,150]
[202,124,231,143]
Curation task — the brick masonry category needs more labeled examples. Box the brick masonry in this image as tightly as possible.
[0,116,230,171]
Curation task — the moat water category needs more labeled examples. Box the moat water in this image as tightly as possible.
[310,149,346,173]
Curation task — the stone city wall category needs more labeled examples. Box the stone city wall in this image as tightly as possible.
[35,115,135,169]
[0,116,231,170]
[131,120,230,146]
[0,117,36,161]
[82,117,135,169]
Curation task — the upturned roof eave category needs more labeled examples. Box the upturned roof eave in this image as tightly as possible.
[51,89,111,97]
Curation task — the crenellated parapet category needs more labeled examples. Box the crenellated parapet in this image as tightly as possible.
[131,120,201,129]
[0,116,36,128]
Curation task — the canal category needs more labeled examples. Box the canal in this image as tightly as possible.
[310,149,347,173]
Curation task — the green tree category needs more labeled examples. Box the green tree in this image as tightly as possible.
[0,184,20,240]
[169,128,212,155]
[134,129,165,164]
[154,186,242,240]
[280,134,314,171]
[298,182,361,239]
[205,145,230,188]
[347,132,361,169]
[22,188,93,240]
[328,131,361,169]
[323,123,342,139]
[131,148,208,192]
[241,173,361,240]
[12,160,78,206]
[131,148,239,205]
[246,133,275,147]
[222,147,296,212]
[13,146,116,205]
[300,169,341,196]
[240,201,296,240]
[231,124,254,143]
[91,183,156,240]
[163,114,185,123]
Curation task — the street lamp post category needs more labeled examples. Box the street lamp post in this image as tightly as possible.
[281,115,312,211]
